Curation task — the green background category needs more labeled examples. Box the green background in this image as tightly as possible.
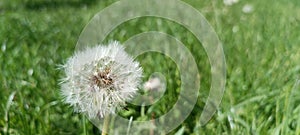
[0,0,299,134]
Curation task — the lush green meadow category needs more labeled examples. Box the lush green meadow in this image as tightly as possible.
[0,0,299,134]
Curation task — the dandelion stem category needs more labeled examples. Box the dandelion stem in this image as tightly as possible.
[150,96,155,135]
[101,115,110,135]
[82,116,87,135]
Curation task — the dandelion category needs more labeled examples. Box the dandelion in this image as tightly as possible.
[1,42,6,52]
[242,4,253,14]
[223,0,239,6]
[143,77,164,91]
[232,25,239,33]
[60,41,142,119]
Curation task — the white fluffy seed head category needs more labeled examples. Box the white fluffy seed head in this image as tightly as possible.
[60,41,142,118]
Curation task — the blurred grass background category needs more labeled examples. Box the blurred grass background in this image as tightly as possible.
[0,0,300,134]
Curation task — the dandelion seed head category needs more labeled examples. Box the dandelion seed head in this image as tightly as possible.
[223,0,239,6]
[232,25,239,33]
[242,4,253,14]
[60,41,142,118]
[144,77,163,91]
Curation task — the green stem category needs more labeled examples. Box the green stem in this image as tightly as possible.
[101,115,110,135]
[82,116,87,135]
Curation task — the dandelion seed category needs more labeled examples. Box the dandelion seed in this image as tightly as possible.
[1,42,6,52]
[144,77,163,91]
[28,68,34,76]
[242,4,253,14]
[223,0,239,6]
[60,41,142,118]
[232,25,239,33]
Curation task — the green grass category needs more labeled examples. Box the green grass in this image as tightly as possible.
[0,0,300,134]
